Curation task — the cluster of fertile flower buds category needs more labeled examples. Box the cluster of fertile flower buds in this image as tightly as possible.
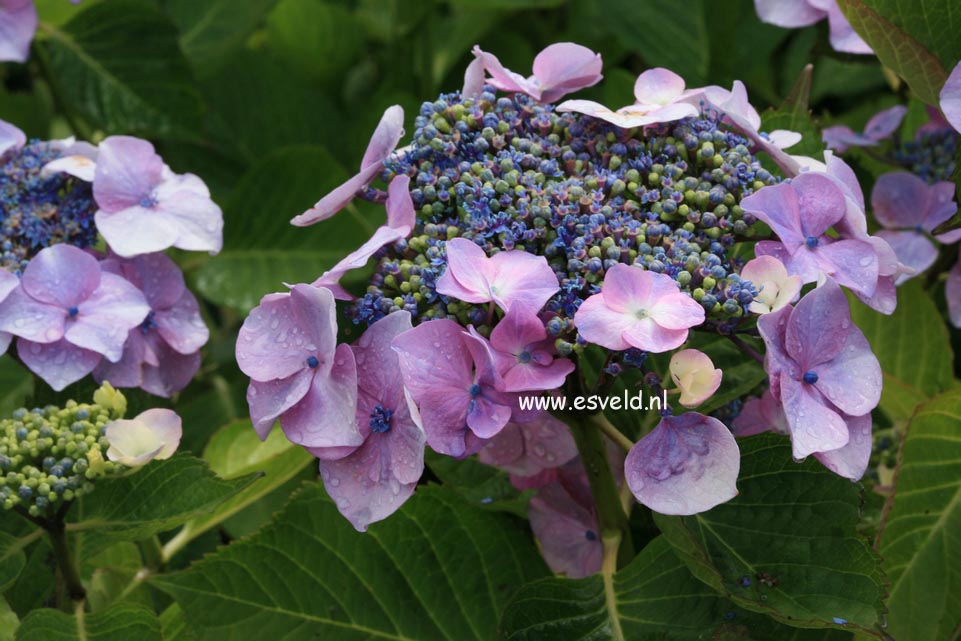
[236,42,895,577]
[0,126,221,395]
[0,383,181,517]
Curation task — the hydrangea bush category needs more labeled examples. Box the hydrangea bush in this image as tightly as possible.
[2,1,961,640]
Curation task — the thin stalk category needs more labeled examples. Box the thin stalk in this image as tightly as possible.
[48,519,86,604]
[601,531,626,641]
[588,412,634,453]
[566,413,635,567]
[727,334,764,364]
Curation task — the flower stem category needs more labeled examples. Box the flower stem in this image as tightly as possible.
[48,518,86,604]
[588,412,634,453]
[727,334,764,364]
[567,413,635,568]
[601,531,626,641]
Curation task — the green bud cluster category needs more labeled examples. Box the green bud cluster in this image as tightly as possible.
[0,384,127,517]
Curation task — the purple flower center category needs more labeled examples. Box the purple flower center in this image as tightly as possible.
[139,193,159,209]
[517,350,532,364]
[306,355,320,369]
[803,370,818,384]
[468,383,482,398]
[140,311,157,334]
[584,530,597,541]
[369,405,393,433]
[805,236,819,248]
[66,306,79,318]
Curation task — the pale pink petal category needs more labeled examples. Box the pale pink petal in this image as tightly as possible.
[0,118,26,156]
[95,207,181,258]
[647,291,705,330]
[462,55,486,100]
[436,237,495,304]
[532,42,603,103]
[385,174,415,230]
[489,250,559,311]
[625,413,739,515]
[471,46,533,97]
[633,68,686,105]
[597,263,652,312]
[17,337,102,391]
[670,349,722,408]
[154,289,209,354]
[754,0,824,28]
[572,293,635,351]
[622,319,691,353]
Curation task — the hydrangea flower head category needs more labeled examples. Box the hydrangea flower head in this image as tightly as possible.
[871,171,959,283]
[0,244,150,390]
[94,253,209,397]
[104,408,182,467]
[236,284,362,452]
[316,311,426,532]
[758,278,881,459]
[93,136,223,257]
[740,255,802,314]
[469,43,603,104]
[292,106,405,226]
[625,412,740,515]
[669,349,722,407]
[574,264,705,352]
[557,68,699,129]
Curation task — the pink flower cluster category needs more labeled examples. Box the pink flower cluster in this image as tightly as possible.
[0,125,221,395]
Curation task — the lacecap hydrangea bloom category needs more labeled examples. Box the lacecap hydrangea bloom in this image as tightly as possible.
[235,43,888,572]
[0,118,221,394]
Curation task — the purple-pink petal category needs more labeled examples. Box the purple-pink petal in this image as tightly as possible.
[947,253,961,328]
[246,371,314,439]
[942,60,961,134]
[779,373,849,458]
[0,0,37,64]
[530,42,603,103]
[478,412,577,476]
[0,117,26,156]
[813,412,872,480]
[21,244,101,309]
[864,105,908,141]
[0,286,66,343]
[753,0,824,27]
[292,105,405,226]
[625,412,740,515]
[93,136,165,212]
[65,272,150,362]
[875,230,938,284]
[17,337,103,392]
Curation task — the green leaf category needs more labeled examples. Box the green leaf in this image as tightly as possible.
[425,450,531,518]
[843,0,961,71]
[500,536,854,641]
[762,64,826,159]
[0,530,42,593]
[194,146,377,312]
[597,0,709,86]
[14,603,161,641]
[0,358,33,420]
[0,597,17,641]
[153,483,548,641]
[849,280,953,421]
[162,0,280,71]
[876,389,961,641]
[68,453,257,541]
[446,0,562,7]
[836,0,949,106]
[266,0,365,86]
[161,419,314,561]
[37,0,203,138]
[655,434,886,637]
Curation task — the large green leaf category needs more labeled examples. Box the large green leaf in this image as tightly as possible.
[161,419,314,561]
[876,389,961,641]
[655,434,887,637]
[849,280,953,421]
[500,536,853,641]
[14,603,161,641]
[0,358,33,421]
[0,597,17,641]
[596,0,709,86]
[837,0,949,106]
[68,453,257,541]
[153,483,548,641]
[163,0,280,71]
[37,0,203,137]
[0,530,42,593]
[265,0,365,86]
